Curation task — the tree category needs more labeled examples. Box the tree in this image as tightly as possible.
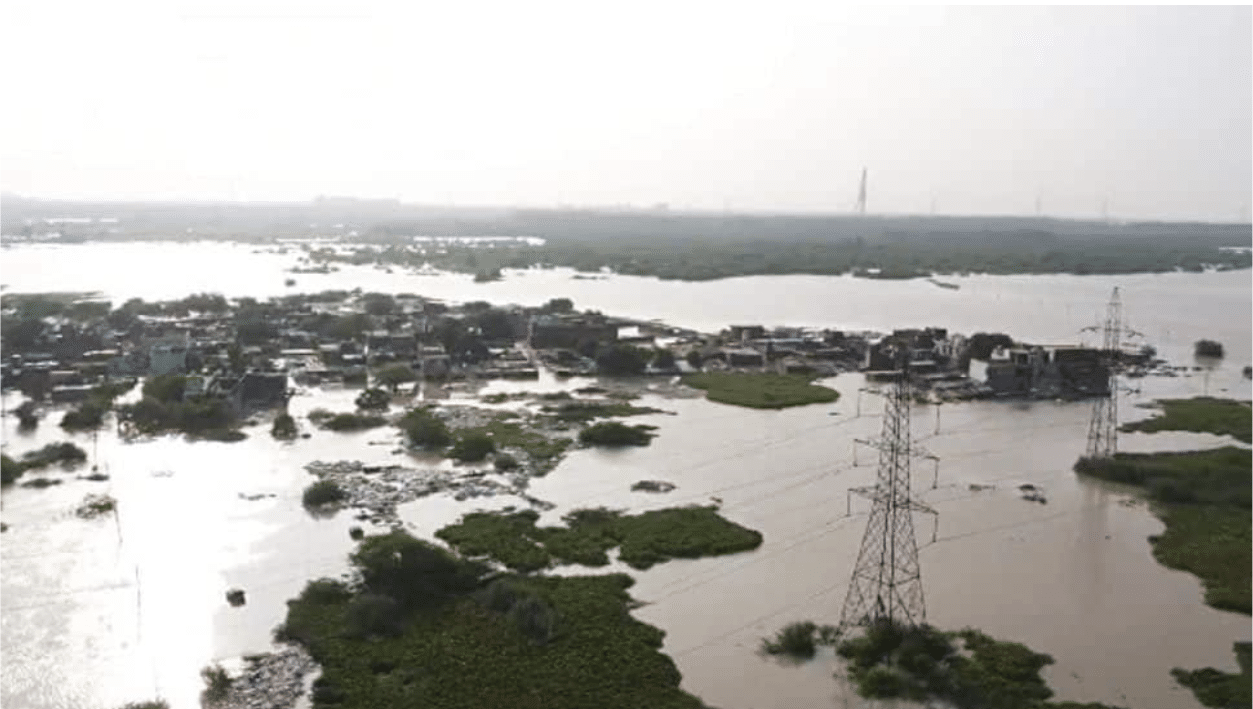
[362,293,395,316]
[400,407,452,449]
[596,344,649,376]
[375,364,417,392]
[542,297,574,313]
[653,349,676,371]
[355,388,390,411]
[967,333,1015,361]
[450,432,496,462]
[685,350,704,369]
[1195,339,1225,358]
[349,531,485,610]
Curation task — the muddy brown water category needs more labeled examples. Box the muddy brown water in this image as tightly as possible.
[2,242,1250,708]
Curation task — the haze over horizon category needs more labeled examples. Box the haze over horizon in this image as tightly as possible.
[3,2,1250,223]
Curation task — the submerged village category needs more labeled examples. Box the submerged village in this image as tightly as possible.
[1,284,1248,709]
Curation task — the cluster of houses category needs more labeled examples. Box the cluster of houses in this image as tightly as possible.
[2,291,1129,409]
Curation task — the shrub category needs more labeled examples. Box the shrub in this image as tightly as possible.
[450,431,496,462]
[510,595,559,645]
[1,454,24,485]
[116,702,170,709]
[322,412,387,431]
[302,480,346,507]
[350,531,486,610]
[579,421,655,447]
[15,401,38,429]
[762,621,818,658]
[345,592,405,638]
[494,453,520,471]
[354,387,390,411]
[596,344,650,376]
[20,442,87,470]
[200,664,231,704]
[1195,339,1225,358]
[271,412,297,439]
[401,407,452,448]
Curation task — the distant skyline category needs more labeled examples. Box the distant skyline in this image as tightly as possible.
[2,3,1250,222]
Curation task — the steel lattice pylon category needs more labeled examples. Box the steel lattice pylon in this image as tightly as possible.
[1085,288,1123,459]
[839,370,934,631]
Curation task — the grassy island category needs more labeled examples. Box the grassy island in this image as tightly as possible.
[682,372,839,409]
[436,506,763,571]
[1122,398,1252,444]
[276,531,708,709]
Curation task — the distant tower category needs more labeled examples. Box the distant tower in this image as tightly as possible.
[856,168,868,215]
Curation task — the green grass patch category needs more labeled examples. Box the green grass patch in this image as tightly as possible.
[543,401,664,423]
[1152,505,1251,615]
[578,421,656,446]
[1074,447,1251,508]
[275,530,705,708]
[450,431,496,463]
[682,372,839,409]
[436,506,763,572]
[319,412,388,431]
[1122,398,1251,443]
[462,419,572,462]
[1171,642,1251,708]
[1076,448,1251,614]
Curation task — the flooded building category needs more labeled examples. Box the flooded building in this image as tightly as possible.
[985,346,1109,398]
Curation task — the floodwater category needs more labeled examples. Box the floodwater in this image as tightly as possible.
[1,241,1251,709]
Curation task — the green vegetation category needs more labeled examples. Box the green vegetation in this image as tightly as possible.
[1171,642,1251,709]
[375,364,417,391]
[1122,398,1251,443]
[578,421,656,446]
[75,493,117,518]
[1151,505,1250,615]
[2,443,88,485]
[400,407,453,449]
[303,480,347,508]
[271,412,297,439]
[493,453,519,471]
[967,333,1017,361]
[1075,447,1250,615]
[319,412,388,431]
[595,344,651,376]
[114,701,170,709]
[275,530,705,708]
[116,376,240,439]
[1196,339,1226,358]
[760,621,840,659]
[200,664,232,704]
[543,400,664,423]
[61,379,136,431]
[459,418,571,464]
[830,620,1125,709]
[449,431,496,462]
[683,372,839,409]
[1,454,23,485]
[1074,447,1251,508]
[20,442,87,470]
[15,400,39,429]
[355,387,391,411]
[436,506,763,572]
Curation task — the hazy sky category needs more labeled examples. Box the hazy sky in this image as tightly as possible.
[3,2,1250,221]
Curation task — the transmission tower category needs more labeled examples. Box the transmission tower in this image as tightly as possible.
[839,366,936,631]
[855,168,867,215]
[1084,287,1125,459]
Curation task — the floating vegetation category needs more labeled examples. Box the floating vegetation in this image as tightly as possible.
[271,412,298,440]
[760,621,840,659]
[318,412,388,432]
[277,532,705,709]
[75,493,117,518]
[21,477,62,488]
[683,372,839,409]
[631,480,676,493]
[1171,641,1251,709]
[436,506,763,571]
[302,480,347,508]
[578,421,656,447]
[1121,397,1251,443]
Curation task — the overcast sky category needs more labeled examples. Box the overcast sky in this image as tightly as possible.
[2,2,1249,221]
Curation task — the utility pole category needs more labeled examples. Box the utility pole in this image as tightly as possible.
[1084,287,1124,459]
[840,363,937,631]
